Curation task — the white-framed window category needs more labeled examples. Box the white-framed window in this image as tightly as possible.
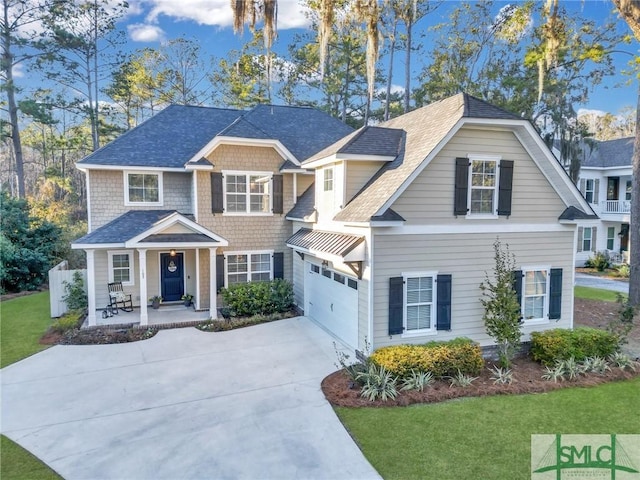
[521,267,550,323]
[607,226,616,251]
[626,180,632,201]
[585,179,595,203]
[323,167,334,192]
[124,172,163,205]
[403,272,437,334]
[108,250,134,286]
[225,251,273,284]
[223,171,272,215]
[468,155,500,216]
[583,227,593,252]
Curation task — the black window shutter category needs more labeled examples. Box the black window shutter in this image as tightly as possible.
[273,252,284,279]
[436,274,452,331]
[216,254,225,292]
[513,270,523,307]
[388,277,404,335]
[211,172,224,213]
[549,268,563,320]
[273,174,283,214]
[454,157,469,216]
[497,160,514,216]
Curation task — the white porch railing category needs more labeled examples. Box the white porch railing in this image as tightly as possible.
[601,200,631,214]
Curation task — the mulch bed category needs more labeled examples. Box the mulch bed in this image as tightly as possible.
[40,327,158,345]
[321,357,640,408]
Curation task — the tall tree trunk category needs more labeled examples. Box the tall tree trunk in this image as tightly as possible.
[384,20,397,121]
[628,81,640,305]
[2,0,25,198]
[403,16,412,113]
[92,0,100,150]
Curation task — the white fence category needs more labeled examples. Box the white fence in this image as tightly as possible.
[48,260,87,318]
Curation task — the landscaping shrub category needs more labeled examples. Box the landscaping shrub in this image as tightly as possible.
[63,271,87,311]
[530,328,619,365]
[221,279,293,317]
[51,310,83,333]
[585,251,610,272]
[370,338,484,378]
[615,263,630,278]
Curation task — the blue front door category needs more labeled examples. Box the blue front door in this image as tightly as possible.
[161,253,184,302]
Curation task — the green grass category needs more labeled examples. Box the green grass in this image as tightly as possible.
[0,435,61,480]
[336,377,640,480]
[1,291,52,368]
[574,286,624,302]
[1,292,61,479]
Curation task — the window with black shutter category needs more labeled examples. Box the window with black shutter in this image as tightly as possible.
[211,172,224,213]
[388,277,404,335]
[273,252,284,279]
[273,174,283,214]
[549,268,562,320]
[436,274,452,331]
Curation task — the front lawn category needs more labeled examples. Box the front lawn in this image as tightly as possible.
[0,435,61,480]
[1,291,52,368]
[574,286,623,302]
[336,377,640,480]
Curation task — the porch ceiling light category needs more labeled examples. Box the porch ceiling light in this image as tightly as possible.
[170,249,176,256]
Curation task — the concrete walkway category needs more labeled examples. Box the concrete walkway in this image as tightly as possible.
[1,318,381,480]
[575,273,629,293]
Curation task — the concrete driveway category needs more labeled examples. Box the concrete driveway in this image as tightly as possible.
[575,273,629,293]
[1,317,381,480]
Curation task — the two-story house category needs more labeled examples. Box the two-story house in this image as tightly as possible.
[73,94,594,353]
[558,137,634,266]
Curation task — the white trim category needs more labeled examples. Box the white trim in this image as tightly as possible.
[73,242,124,250]
[86,171,92,232]
[124,171,164,207]
[107,250,135,286]
[125,212,229,247]
[195,248,201,311]
[86,249,96,327]
[303,153,396,169]
[222,170,274,216]
[465,154,501,219]
[223,250,274,285]
[520,265,551,324]
[138,249,148,326]
[401,271,438,336]
[293,172,297,204]
[186,136,299,166]
[367,231,374,351]
[192,171,198,223]
[374,223,572,235]
[185,163,215,171]
[209,248,217,318]
[77,164,186,172]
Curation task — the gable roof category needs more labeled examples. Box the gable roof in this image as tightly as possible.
[332,93,590,223]
[77,104,353,169]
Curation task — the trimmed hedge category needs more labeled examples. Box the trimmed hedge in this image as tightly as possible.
[530,328,619,365]
[370,338,484,379]
[221,279,293,317]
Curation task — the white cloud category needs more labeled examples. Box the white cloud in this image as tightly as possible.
[128,23,166,42]
[142,0,310,30]
[12,63,25,79]
[375,84,405,96]
[577,108,607,117]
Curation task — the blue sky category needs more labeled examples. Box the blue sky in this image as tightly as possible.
[17,0,637,115]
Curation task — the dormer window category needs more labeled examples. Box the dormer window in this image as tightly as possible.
[124,172,163,206]
[323,167,334,192]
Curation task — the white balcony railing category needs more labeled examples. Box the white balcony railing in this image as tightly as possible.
[601,200,631,214]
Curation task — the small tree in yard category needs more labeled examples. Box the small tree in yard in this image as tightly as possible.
[480,239,523,368]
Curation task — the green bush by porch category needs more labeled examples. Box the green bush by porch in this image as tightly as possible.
[221,279,293,317]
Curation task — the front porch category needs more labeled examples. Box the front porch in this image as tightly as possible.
[83,304,212,329]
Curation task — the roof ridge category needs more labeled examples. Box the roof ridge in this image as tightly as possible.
[167,104,241,113]
[462,92,522,119]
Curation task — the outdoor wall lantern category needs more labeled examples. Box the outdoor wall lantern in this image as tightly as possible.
[170,249,176,257]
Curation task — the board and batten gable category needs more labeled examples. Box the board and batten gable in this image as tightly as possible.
[372,231,575,348]
[390,127,567,224]
[88,170,193,230]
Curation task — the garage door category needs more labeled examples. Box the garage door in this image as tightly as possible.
[305,261,358,349]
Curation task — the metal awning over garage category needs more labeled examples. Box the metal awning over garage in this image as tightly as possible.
[286,228,365,278]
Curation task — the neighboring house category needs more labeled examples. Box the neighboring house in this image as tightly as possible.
[556,137,634,266]
[73,94,594,353]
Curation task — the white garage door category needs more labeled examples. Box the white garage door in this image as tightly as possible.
[305,261,358,349]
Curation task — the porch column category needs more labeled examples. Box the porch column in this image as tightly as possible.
[86,249,96,326]
[195,248,201,311]
[209,247,217,318]
[138,249,148,326]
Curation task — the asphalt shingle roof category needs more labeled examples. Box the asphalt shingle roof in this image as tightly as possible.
[78,104,353,169]
[78,106,242,168]
[581,137,634,168]
[74,210,178,244]
[286,184,315,220]
[333,93,525,223]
